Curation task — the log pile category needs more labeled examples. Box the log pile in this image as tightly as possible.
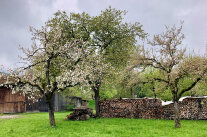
[179,98,207,120]
[99,97,207,120]
[65,106,94,121]
[161,103,174,120]
[99,98,162,119]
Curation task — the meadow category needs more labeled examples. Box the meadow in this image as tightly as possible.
[1,111,207,137]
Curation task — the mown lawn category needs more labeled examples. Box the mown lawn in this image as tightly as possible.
[0,112,207,137]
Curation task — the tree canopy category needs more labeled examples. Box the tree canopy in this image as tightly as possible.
[130,24,207,128]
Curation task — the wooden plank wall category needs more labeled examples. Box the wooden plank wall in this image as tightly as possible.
[0,87,26,113]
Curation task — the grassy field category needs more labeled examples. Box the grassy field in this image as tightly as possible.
[0,112,207,137]
[89,100,95,110]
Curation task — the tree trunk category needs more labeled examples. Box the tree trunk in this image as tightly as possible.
[45,59,55,126]
[130,87,134,98]
[46,96,56,127]
[174,100,181,128]
[152,86,156,98]
[94,89,100,117]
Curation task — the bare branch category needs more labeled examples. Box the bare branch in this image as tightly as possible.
[178,77,201,99]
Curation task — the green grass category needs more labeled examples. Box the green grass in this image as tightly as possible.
[0,112,207,137]
[89,100,95,110]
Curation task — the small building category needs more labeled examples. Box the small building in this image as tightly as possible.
[0,87,70,113]
[69,96,82,107]
[0,87,26,113]
[26,93,69,112]
[0,75,88,113]
[0,76,69,113]
[0,76,26,113]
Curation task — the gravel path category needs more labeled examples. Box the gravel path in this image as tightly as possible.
[0,115,19,119]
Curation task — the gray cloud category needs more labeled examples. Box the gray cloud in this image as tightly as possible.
[0,0,206,68]
[0,0,80,68]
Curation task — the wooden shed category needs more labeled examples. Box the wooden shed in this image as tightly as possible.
[26,92,69,112]
[0,76,26,113]
[0,87,26,113]
[0,75,78,113]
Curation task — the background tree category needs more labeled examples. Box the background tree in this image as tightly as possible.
[185,78,207,97]
[135,67,171,100]
[83,55,111,116]
[90,7,146,117]
[132,24,207,128]
[136,67,167,98]
[48,7,146,117]
[116,68,140,98]
[117,66,168,99]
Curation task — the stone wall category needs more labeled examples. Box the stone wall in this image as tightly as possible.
[99,97,207,120]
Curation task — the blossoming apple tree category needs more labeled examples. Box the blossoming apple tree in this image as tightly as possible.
[0,18,93,127]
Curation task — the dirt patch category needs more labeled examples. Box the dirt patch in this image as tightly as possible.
[0,115,20,119]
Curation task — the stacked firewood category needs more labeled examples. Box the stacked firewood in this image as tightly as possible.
[65,106,94,121]
[99,98,162,119]
[161,98,207,120]
[161,103,174,120]
[99,97,207,120]
[179,98,207,120]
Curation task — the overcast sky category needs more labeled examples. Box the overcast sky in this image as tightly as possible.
[0,0,207,68]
